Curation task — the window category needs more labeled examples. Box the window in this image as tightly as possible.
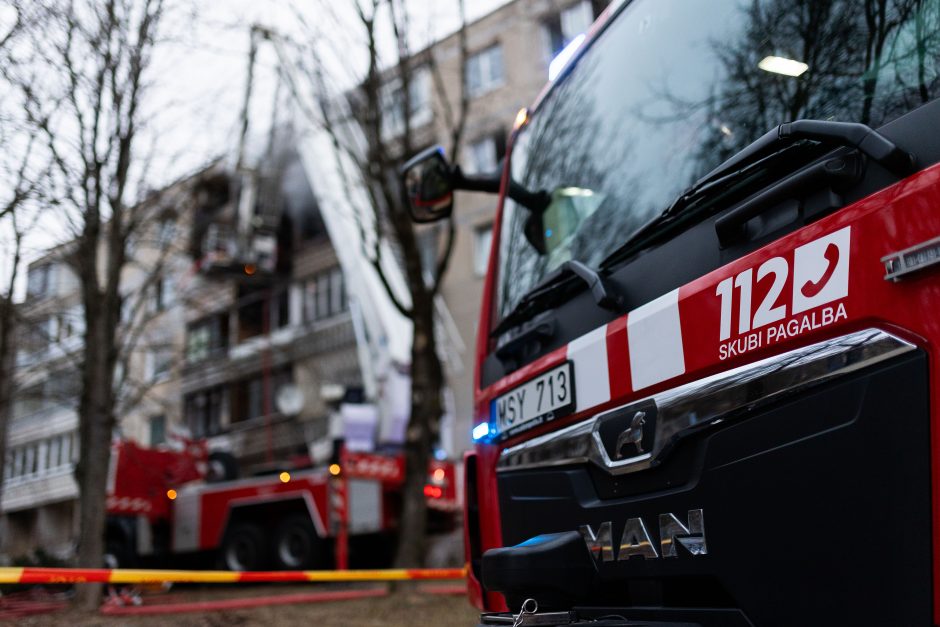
[464,131,507,175]
[237,298,264,342]
[58,306,84,343]
[11,370,79,421]
[184,388,223,438]
[466,44,504,96]
[330,269,344,315]
[186,314,228,362]
[48,437,61,470]
[62,432,74,465]
[47,369,80,402]
[150,415,166,446]
[26,263,55,299]
[146,348,173,382]
[474,224,493,277]
[12,385,44,420]
[13,447,24,477]
[24,445,36,476]
[149,276,175,313]
[37,441,48,475]
[157,220,175,247]
[21,315,57,358]
[381,66,432,137]
[304,267,347,322]
[275,289,291,329]
[119,294,133,324]
[229,367,292,424]
[543,1,596,62]
[465,138,498,176]
[187,324,209,361]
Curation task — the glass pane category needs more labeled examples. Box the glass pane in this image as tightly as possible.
[498,0,940,320]
[150,415,166,445]
[330,268,344,315]
[317,273,330,318]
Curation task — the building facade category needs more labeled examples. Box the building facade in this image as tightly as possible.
[0,177,196,560]
[181,150,364,472]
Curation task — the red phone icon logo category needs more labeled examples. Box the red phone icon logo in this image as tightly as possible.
[800,242,840,299]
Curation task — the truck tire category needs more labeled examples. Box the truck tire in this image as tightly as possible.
[272,514,322,570]
[220,522,266,571]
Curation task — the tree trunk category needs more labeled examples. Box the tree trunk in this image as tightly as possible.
[0,297,16,516]
[394,292,444,567]
[73,299,117,610]
[0,234,24,521]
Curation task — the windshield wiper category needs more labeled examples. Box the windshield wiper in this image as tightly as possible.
[702,119,915,185]
[599,119,916,270]
[598,143,813,269]
[492,260,621,337]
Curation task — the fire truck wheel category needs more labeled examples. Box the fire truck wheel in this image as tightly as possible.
[272,514,321,570]
[220,523,266,571]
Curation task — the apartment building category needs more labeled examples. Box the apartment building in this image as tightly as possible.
[394,0,610,452]
[0,144,368,560]
[0,178,196,560]
[180,146,364,473]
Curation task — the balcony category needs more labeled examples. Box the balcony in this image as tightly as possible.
[208,412,327,467]
[181,312,356,394]
[8,405,77,446]
[1,466,77,513]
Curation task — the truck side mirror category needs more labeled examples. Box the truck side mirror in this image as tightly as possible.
[401,146,455,223]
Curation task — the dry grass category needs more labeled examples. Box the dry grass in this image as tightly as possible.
[10,586,480,627]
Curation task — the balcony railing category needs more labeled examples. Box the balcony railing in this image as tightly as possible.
[181,313,355,393]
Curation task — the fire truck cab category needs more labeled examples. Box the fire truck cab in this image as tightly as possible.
[405,0,940,625]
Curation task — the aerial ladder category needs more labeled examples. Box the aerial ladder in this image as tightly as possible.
[233,25,463,453]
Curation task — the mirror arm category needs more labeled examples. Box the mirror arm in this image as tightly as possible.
[451,166,550,213]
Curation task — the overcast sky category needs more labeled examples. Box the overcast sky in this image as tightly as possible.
[0,0,511,296]
[148,0,512,188]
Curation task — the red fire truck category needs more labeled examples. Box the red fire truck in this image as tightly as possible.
[403,0,940,624]
[104,438,457,571]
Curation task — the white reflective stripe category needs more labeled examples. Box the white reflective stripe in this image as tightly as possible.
[568,325,610,412]
[627,289,685,391]
[106,496,151,512]
[172,490,201,552]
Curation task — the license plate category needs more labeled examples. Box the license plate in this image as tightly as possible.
[492,362,575,439]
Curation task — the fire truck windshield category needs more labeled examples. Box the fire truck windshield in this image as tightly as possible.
[496,0,940,322]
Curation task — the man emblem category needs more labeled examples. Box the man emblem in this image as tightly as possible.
[614,410,647,458]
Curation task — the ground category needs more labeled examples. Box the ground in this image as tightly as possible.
[8,585,480,626]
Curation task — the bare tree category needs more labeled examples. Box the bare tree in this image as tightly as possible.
[0,132,48,519]
[2,0,169,608]
[283,0,470,566]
